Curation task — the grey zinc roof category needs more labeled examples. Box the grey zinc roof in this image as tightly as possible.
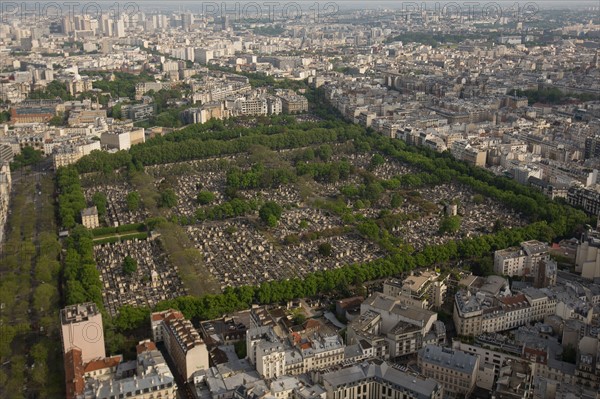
[521,240,548,256]
[418,345,477,374]
[323,361,440,399]
[81,206,98,217]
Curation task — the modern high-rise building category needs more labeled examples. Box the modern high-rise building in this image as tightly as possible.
[182,13,194,31]
[113,19,125,38]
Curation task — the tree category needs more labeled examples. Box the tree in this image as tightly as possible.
[439,216,461,235]
[48,112,66,126]
[292,312,306,325]
[10,146,43,170]
[197,190,216,205]
[158,189,178,208]
[316,144,333,161]
[114,305,150,331]
[369,153,385,170]
[472,194,485,204]
[0,110,10,123]
[318,242,333,257]
[259,201,283,227]
[122,256,137,275]
[126,191,141,211]
[493,219,505,233]
[92,192,108,217]
[472,256,494,276]
[391,193,404,208]
[111,103,122,119]
[234,340,247,359]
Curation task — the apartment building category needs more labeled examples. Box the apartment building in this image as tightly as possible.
[0,144,13,163]
[451,140,487,167]
[68,340,178,399]
[575,227,600,280]
[181,102,227,125]
[322,360,443,399]
[256,340,286,379]
[226,96,268,116]
[278,93,309,114]
[100,129,144,151]
[453,290,554,336]
[124,104,154,122]
[67,109,107,126]
[247,325,345,379]
[567,185,600,216]
[383,270,448,309]
[60,302,106,363]
[66,77,93,95]
[53,144,84,168]
[150,310,209,381]
[52,140,101,169]
[347,292,444,359]
[135,82,171,100]
[494,240,552,280]
[418,345,479,398]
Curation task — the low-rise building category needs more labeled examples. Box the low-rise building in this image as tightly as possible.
[81,206,99,229]
[10,99,60,123]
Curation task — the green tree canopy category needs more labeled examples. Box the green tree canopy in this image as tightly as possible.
[318,242,333,257]
[10,146,43,171]
[259,201,283,227]
[158,189,178,208]
[122,256,137,275]
[126,191,141,211]
[197,190,216,205]
[92,192,108,217]
[439,216,461,235]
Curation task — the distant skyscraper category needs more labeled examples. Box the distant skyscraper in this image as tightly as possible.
[73,15,91,31]
[113,19,125,38]
[222,15,230,31]
[182,13,194,31]
[62,16,73,35]
[101,16,113,37]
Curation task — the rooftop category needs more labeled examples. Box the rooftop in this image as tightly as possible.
[60,302,101,324]
[323,361,440,399]
[418,345,478,374]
